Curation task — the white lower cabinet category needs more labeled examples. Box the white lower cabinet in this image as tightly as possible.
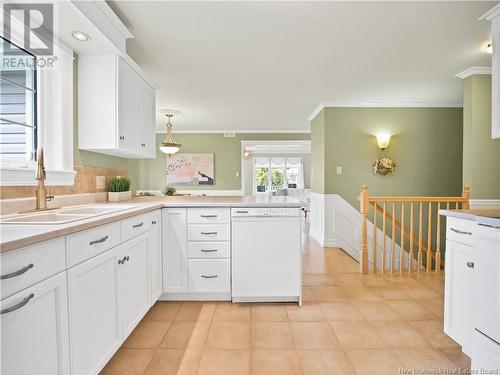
[162,208,188,293]
[67,232,151,375]
[150,210,163,302]
[444,238,474,355]
[1,272,70,375]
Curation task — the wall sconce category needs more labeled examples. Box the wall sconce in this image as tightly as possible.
[375,133,391,150]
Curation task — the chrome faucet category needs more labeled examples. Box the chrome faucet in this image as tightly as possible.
[34,148,54,210]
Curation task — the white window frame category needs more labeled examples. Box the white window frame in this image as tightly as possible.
[0,15,75,186]
[253,157,304,195]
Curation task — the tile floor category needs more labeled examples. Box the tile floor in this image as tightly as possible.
[101,231,470,375]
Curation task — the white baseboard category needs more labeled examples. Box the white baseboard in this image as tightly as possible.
[159,292,231,301]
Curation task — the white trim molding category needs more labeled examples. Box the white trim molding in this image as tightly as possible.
[479,3,500,21]
[157,129,311,134]
[307,102,326,122]
[469,199,500,208]
[455,67,492,79]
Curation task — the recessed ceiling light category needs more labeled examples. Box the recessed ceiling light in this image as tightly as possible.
[71,31,91,41]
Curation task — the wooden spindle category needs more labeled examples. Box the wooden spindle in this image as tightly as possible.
[400,202,405,273]
[390,202,396,273]
[372,202,377,273]
[427,201,432,273]
[359,186,369,274]
[462,185,470,209]
[435,202,441,273]
[418,202,423,272]
[382,202,387,273]
[409,202,414,273]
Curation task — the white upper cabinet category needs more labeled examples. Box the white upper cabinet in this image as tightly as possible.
[481,4,500,139]
[78,55,157,158]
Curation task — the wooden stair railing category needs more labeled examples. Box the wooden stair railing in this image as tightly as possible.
[359,185,470,274]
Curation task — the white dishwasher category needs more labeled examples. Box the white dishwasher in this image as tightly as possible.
[231,207,302,305]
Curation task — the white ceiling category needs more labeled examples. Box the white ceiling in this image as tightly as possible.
[107,1,496,132]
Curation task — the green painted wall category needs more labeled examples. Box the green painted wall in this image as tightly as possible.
[137,133,310,191]
[73,57,139,191]
[310,110,326,194]
[463,75,500,199]
[311,107,463,208]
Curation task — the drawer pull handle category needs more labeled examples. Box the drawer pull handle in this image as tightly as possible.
[201,231,218,235]
[201,275,218,279]
[1,263,34,280]
[152,220,157,225]
[200,214,218,218]
[89,235,109,245]
[450,228,472,236]
[466,261,474,268]
[1,293,34,315]
[133,222,144,228]
[125,256,130,262]
[201,249,218,253]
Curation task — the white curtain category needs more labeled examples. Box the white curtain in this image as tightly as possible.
[252,157,304,193]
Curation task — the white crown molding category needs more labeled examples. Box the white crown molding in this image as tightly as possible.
[479,3,500,21]
[307,102,326,122]
[157,129,311,134]
[455,67,492,79]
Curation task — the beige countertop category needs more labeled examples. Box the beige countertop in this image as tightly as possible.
[0,196,302,253]
[439,208,500,228]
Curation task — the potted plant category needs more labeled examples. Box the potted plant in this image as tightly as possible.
[107,177,132,202]
[163,186,177,196]
[373,157,396,176]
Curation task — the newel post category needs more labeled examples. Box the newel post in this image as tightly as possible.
[359,185,369,274]
[462,185,470,209]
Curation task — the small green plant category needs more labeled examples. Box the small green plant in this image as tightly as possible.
[107,177,130,192]
[163,186,177,196]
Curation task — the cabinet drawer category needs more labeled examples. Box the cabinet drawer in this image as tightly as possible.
[1,238,66,299]
[66,222,121,267]
[188,259,230,293]
[188,242,230,259]
[446,217,475,246]
[188,224,230,241]
[121,213,151,243]
[188,208,230,224]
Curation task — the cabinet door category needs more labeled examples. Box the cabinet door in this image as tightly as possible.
[118,233,151,339]
[2,272,70,375]
[444,239,474,352]
[117,56,139,153]
[67,247,121,375]
[139,79,156,157]
[150,210,163,302]
[162,209,188,293]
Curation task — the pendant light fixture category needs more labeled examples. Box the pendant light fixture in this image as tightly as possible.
[159,110,181,155]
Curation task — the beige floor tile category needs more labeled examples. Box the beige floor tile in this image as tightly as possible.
[144,349,202,375]
[352,301,402,321]
[100,348,155,375]
[286,302,326,321]
[303,274,337,286]
[424,299,444,318]
[206,322,250,349]
[122,322,172,349]
[197,349,250,375]
[408,321,460,349]
[213,302,251,322]
[320,302,364,322]
[392,348,457,370]
[143,302,182,322]
[175,302,216,322]
[386,300,440,320]
[330,321,385,348]
[309,287,350,302]
[344,349,404,375]
[291,322,339,349]
[250,304,288,322]
[437,347,471,369]
[161,322,211,349]
[371,321,430,348]
[368,286,410,301]
[298,349,356,375]
[332,273,365,286]
[301,287,316,302]
[251,322,294,349]
[405,286,442,301]
[250,349,301,375]
[344,286,383,301]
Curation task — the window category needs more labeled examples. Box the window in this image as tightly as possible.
[254,157,304,194]
[0,37,37,164]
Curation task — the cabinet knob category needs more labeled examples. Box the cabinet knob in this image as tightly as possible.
[141,143,146,147]
[466,261,474,268]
